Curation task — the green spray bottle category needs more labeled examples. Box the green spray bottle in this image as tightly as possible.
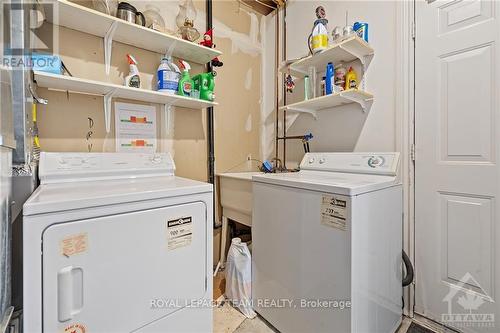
[178,60,194,97]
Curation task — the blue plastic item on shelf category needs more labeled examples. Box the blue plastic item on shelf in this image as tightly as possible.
[353,22,369,42]
[325,62,334,95]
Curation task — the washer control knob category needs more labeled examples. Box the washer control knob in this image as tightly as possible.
[319,158,326,164]
[308,157,315,164]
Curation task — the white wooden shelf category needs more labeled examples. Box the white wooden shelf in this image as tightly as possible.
[42,0,222,73]
[34,71,217,132]
[279,89,373,118]
[281,36,374,78]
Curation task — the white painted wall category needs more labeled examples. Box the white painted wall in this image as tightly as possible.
[262,0,400,165]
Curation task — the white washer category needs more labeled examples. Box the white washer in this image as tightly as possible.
[23,152,213,333]
[252,152,402,333]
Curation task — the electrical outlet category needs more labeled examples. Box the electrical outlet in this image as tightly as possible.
[246,154,252,161]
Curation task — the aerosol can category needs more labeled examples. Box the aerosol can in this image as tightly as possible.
[193,72,215,101]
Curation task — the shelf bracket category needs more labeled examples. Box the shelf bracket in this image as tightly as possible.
[282,106,318,120]
[163,103,174,134]
[103,89,117,133]
[341,94,373,113]
[340,43,374,68]
[104,21,118,75]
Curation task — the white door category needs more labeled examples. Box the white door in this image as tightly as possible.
[42,202,207,332]
[415,1,500,332]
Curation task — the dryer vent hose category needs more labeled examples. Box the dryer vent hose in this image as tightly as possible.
[402,250,414,287]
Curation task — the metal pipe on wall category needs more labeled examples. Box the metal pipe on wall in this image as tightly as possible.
[282,4,287,168]
[205,0,216,227]
[274,11,279,162]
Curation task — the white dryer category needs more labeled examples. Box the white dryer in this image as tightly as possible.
[23,152,213,333]
[252,152,402,333]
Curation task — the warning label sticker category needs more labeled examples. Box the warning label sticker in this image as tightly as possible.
[63,323,86,333]
[320,195,348,231]
[167,217,193,250]
[61,233,88,257]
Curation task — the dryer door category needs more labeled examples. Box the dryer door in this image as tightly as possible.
[41,201,208,332]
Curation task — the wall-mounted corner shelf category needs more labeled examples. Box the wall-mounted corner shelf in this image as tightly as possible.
[279,89,373,118]
[42,0,222,73]
[34,71,217,133]
[281,36,374,77]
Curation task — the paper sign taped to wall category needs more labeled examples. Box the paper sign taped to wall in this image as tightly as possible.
[115,102,157,153]
[320,195,347,231]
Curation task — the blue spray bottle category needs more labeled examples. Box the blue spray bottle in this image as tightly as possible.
[325,62,334,95]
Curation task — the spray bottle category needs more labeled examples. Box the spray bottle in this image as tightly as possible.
[125,54,141,88]
[157,55,180,94]
[178,60,194,97]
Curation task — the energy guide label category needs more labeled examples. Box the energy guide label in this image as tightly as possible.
[167,217,193,250]
[320,195,347,231]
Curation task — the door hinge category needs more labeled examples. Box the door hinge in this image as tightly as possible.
[411,21,416,40]
[410,143,416,161]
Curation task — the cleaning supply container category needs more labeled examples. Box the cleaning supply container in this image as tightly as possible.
[309,6,329,54]
[325,62,334,95]
[345,67,358,90]
[177,60,193,97]
[353,22,369,42]
[192,72,215,101]
[157,55,180,95]
[125,54,140,88]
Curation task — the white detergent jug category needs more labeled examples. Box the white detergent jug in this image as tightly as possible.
[309,6,329,54]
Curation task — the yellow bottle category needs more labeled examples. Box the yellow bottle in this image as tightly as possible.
[345,67,358,90]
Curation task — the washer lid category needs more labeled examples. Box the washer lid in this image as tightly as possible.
[252,170,398,196]
[23,175,212,216]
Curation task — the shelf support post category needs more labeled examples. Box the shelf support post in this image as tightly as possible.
[104,21,118,75]
[103,89,117,133]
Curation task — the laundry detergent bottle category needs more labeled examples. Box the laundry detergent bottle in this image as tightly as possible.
[178,60,193,97]
[157,55,180,94]
[309,6,329,54]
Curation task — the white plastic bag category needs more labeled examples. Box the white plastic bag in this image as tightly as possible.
[225,238,257,318]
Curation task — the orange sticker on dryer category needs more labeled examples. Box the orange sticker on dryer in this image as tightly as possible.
[61,233,88,257]
[63,323,86,333]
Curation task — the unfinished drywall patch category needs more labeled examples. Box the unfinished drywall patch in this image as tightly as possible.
[245,114,252,132]
[197,8,262,56]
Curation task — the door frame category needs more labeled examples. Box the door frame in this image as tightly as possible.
[396,0,416,317]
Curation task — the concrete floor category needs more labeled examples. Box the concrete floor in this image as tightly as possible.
[214,302,276,333]
[214,301,430,333]
[213,272,435,333]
